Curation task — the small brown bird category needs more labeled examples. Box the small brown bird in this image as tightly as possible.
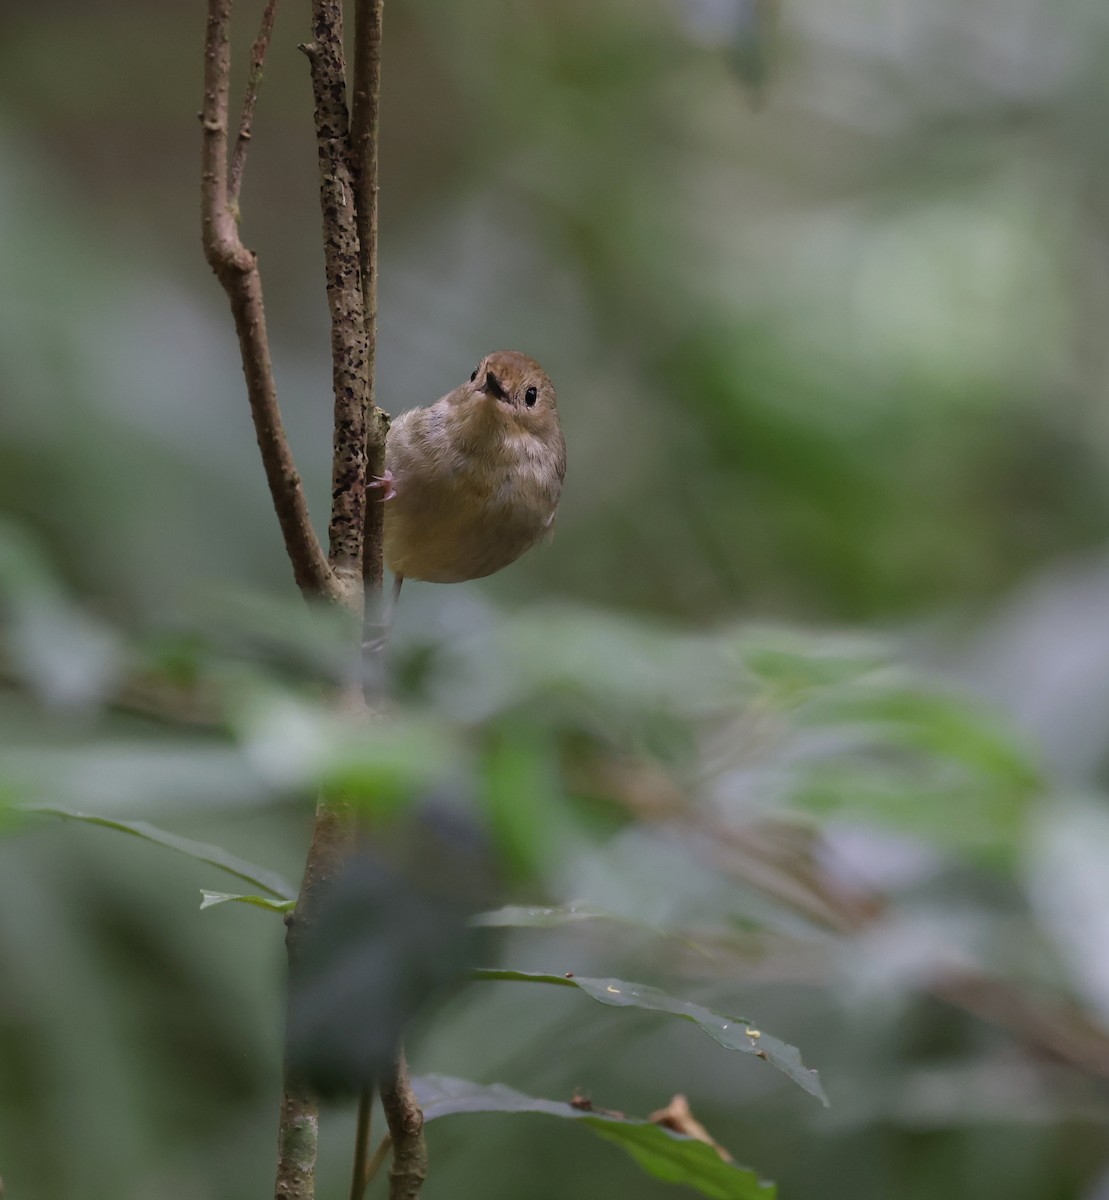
[371,350,565,606]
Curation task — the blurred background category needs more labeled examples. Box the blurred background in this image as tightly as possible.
[3,0,1109,1196]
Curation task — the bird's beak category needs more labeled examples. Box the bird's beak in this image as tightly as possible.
[481,370,508,402]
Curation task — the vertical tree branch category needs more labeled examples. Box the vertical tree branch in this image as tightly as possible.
[276,799,357,1200]
[380,1050,428,1200]
[201,0,339,605]
[300,4,370,597]
[205,2,413,1195]
[353,0,389,609]
[350,5,427,1190]
[274,1084,318,1200]
[229,0,281,215]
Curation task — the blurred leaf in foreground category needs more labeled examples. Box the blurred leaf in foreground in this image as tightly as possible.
[288,805,494,1095]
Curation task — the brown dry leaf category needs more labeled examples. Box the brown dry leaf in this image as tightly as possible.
[647,1094,734,1163]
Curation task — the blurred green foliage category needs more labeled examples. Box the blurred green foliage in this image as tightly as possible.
[3,1,1109,1198]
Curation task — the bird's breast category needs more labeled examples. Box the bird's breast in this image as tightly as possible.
[382,415,562,583]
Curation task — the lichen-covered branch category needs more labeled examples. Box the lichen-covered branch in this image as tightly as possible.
[353,0,388,603]
[201,0,339,604]
[274,1084,318,1200]
[300,3,370,595]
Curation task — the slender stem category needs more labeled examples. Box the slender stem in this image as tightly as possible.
[349,11,426,1189]
[276,799,357,1199]
[228,0,281,214]
[353,0,388,611]
[301,3,370,597]
[363,1135,393,1190]
[201,0,339,605]
[348,1087,375,1200]
[380,1050,428,1200]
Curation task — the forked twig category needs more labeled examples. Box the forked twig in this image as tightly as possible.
[201,0,340,604]
[229,0,281,213]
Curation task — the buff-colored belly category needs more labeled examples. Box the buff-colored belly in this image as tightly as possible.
[384,500,547,582]
[384,468,552,580]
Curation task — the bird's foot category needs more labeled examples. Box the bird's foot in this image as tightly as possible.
[362,631,390,656]
[367,468,397,502]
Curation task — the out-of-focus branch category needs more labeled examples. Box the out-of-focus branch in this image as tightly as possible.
[201,0,340,605]
[300,3,369,597]
[277,799,357,1199]
[274,1084,318,1200]
[229,0,281,214]
[589,751,1109,1084]
[348,1086,375,1200]
[380,1050,428,1200]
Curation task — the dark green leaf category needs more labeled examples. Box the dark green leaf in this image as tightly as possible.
[471,969,827,1105]
[22,806,297,899]
[470,904,715,958]
[415,1074,775,1199]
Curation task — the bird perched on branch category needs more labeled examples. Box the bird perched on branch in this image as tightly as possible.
[370,350,565,607]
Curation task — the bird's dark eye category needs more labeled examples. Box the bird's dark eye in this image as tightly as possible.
[524,386,538,407]
[470,368,478,383]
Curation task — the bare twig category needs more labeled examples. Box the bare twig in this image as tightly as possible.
[228,0,281,214]
[363,1135,393,1190]
[380,1050,428,1200]
[202,0,340,604]
[348,1087,375,1200]
[300,3,370,595]
[353,0,388,607]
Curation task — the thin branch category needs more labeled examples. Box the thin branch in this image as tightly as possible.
[300,4,370,595]
[380,1050,428,1200]
[229,0,281,214]
[276,799,358,1199]
[349,11,424,1187]
[348,1087,375,1200]
[352,0,389,617]
[363,1135,393,1190]
[274,1083,319,1200]
[202,0,340,605]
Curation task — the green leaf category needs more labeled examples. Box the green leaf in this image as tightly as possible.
[21,806,297,900]
[479,725,573,882]
[471,903,616,927]
[414,1074,775,1199]
[471,969,827,1105]
[797,686,1038,789]
[321,717,458,819]
[470,904,715,958]
[199,890,295,913]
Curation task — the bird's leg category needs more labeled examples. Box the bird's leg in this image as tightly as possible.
[367,467,397,501]
[384,573,403,626]
[362,574,404,656]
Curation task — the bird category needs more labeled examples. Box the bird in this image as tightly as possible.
[369,350,566,615]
